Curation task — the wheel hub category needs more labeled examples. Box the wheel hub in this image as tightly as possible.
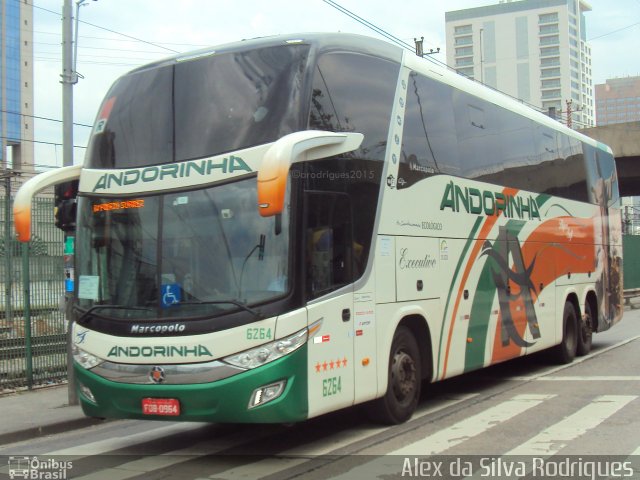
[391,351,416,400]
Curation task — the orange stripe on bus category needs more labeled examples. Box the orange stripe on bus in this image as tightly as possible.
[441,187,519,379]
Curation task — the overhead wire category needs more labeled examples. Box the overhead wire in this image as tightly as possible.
[321,0,605,128]
[0,135,87,149]
[589,21,640,41]
[27,0,619,133]
[0,109,93,128]
[29,1,180,53]
[321,0,451,71]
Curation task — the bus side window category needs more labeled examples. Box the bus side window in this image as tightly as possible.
[304,192,353,299]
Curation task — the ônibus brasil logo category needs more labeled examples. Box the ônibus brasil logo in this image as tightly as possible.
[8,456,73,479]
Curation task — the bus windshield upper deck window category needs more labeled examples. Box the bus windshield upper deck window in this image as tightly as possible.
[86,44,310,170]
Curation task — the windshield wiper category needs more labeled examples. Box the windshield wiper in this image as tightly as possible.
[178,299,264,319]
[74,304,154,323]
[238,234,266,298]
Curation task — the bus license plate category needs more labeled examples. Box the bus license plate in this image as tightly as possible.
[141,398,180,416]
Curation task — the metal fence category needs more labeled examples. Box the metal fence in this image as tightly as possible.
[1,188,67,393]
[623,235,640,290]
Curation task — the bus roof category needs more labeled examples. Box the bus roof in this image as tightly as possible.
[128,32,403,74]
[125,32,610,155]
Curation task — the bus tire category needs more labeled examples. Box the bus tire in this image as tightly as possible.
[552,301,578,364]
[576,301,593,356]
[367,326,421,425]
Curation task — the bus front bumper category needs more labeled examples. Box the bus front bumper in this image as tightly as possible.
[74,344,308,423]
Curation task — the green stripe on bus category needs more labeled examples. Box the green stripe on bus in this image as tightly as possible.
[436,216,484,378]
[463,220,527,372]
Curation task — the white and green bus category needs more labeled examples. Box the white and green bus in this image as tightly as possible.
[14,33,623,424]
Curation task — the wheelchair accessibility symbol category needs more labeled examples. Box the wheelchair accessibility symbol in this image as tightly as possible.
[161,284,181,308]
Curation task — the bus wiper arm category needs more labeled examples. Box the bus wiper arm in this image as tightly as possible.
[179,300,264,319]
[74,304,154,323]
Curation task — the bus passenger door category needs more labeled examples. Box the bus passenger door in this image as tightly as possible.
[304,192,355,418]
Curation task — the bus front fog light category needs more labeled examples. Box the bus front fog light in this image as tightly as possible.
[79,383,97,404]
[248,380,286,409]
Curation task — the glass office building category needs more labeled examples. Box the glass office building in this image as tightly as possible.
[445,0,595,129]
[595,76,640,126]
[1,0,34,171]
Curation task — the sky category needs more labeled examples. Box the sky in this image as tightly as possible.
[29,0,640,169]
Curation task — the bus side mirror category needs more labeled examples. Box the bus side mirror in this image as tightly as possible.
[256,130,363,217]
[54,180,79,232]
[14,165,82,242]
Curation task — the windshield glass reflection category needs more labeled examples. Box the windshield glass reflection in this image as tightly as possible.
[75,178,289,320]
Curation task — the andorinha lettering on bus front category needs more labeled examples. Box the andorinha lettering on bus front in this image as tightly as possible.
[440,181,540,220]
[91,155,252,192]
[107,345,213,358]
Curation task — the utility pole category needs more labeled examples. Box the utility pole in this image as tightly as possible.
[1,0,6,171]
[566,99,573,129]
[62,0,77,405]
[62,0,74,168]
[479,28,484,84]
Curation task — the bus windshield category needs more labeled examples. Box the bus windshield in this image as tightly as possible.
[75,177,290,320]
[86,43,310,169]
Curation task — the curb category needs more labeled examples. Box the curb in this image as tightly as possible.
[0,417,109,446]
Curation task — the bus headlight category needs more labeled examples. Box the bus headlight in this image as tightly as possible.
[223,328,307,369]
[72,345,104,370]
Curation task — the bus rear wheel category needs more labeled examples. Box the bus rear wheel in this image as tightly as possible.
[552,301,578,364]
[367,326,421,425]
[576,301,594,356]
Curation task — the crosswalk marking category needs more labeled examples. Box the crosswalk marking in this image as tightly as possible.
[390,394,554,456]
[488,334,640,383]
[73,395,479,480]
[327,394,638,480]
[70,427,275,480]
[506,395,636,456]
[323,395,554,480]
[5,391,636,480]
[208,394,478,480]
[459,395,640,479]
[47,422,208,456]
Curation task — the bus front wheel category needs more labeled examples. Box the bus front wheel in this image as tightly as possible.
[367,326,421,425]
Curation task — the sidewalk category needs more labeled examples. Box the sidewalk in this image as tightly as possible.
[0,384,104,445]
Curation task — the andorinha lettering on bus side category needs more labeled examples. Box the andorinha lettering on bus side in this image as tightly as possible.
[440,180,541,220]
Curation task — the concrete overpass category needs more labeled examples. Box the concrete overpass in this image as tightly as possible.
[579,121,640,197]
